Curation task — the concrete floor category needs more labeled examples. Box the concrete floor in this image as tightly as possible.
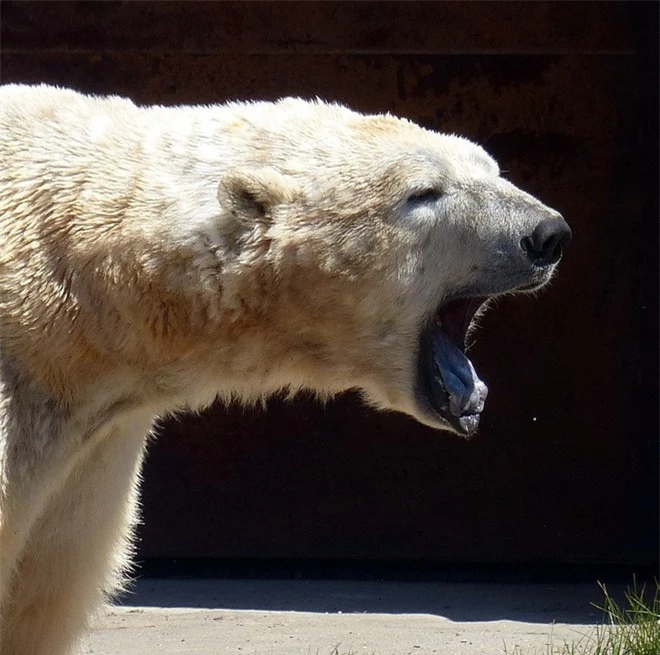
[82,579,612,654]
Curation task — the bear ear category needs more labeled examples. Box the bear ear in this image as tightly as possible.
[218,168,300,223]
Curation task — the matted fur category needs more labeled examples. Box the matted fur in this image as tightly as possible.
[0,85,565,654]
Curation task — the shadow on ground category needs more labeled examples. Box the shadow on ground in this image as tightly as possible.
[118,578,614,624]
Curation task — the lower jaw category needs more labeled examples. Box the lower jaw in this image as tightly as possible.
[416,400,481,437]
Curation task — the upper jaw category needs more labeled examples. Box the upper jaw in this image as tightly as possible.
[467,259,559,297]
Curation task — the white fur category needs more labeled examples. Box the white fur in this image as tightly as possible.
[0,85,563,654]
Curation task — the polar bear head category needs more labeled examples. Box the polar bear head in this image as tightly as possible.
[191,99,571,437]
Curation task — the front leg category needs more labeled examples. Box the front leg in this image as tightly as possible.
[1,427,148,655]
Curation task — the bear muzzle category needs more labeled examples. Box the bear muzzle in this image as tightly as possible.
[414,212,570,437]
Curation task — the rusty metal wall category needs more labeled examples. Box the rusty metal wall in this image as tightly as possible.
[2,2,657,566]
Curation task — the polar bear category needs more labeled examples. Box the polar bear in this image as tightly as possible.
[0,85,570,654]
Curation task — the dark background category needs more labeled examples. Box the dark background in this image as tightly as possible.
[2,1,658,574]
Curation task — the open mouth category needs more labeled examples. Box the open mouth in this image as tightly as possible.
[417,296,489,438]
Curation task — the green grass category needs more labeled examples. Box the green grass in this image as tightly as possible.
[505,578,660,655]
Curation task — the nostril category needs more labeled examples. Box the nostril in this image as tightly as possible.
[521,216,572,266]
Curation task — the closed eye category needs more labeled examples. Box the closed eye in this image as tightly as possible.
[407,188,444,205]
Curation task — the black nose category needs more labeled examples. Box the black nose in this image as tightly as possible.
[521,216,572,266]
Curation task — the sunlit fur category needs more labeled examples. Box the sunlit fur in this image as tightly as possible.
[0,85,563,654]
